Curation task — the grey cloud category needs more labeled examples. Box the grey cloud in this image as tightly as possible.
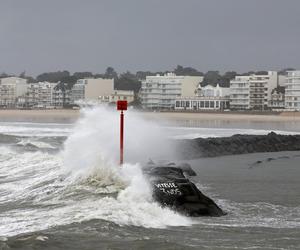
[0,0,300,76]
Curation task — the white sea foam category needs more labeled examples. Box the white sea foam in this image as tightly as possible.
[62,106,176,180]
[0,106,193,236]
[0,121,72,137]
[16,139,56,149]
[60,106,192,227]
[1,107,300,237]
[0,148,193,236]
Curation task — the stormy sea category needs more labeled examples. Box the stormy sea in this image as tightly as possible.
[0,107,300,250]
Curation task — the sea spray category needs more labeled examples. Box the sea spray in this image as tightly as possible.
[60,105,192,227]
[62,105,176,181]
[0,107,192,237]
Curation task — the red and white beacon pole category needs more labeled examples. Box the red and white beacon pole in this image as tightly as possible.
[117,100,127,165]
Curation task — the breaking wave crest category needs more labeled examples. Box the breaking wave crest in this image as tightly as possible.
[0,106,192,236]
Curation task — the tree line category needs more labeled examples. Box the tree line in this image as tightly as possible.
[0,66,295,93]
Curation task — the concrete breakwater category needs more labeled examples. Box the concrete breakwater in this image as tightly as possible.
[178,132,300,159]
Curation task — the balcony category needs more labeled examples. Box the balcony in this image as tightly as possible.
[230,96,249,99]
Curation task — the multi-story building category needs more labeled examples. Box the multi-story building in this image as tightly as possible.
[249,71,277,110]
[140,73,203,109]
[230,75,250,110]
[175,84,230,111]
[70,79,134,105]
[70,78,114,103]
[230,71,278,110]
[52,87,71,108]
[285,70,300,111]
[70,81,85,104]
[82,78,114,102]
[26,82,57,108]
[0,77,28,108]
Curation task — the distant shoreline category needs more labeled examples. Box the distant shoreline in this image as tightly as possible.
[0,109,80,123]
[0,109,300,123]
[141,110,300,121]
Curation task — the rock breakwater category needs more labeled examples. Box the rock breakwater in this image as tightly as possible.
[178,132,300,159]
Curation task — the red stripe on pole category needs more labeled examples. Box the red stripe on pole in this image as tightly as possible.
[120,110,124,165]
[117,100,127,166]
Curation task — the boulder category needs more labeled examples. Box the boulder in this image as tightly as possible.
[144,166,226,217]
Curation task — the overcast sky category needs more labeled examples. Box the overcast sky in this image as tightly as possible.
[0,0,300,76]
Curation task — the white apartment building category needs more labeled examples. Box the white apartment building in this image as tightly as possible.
[26,82,57,108]
[230,71,278,110]
[175,84,230,111]
[0,77,28,108]
[52,87,71,108]
[285,70,300,111]
[70,81,85,104]
[140,73,203,109]
[249,71,277,110]
[230,76,250,110]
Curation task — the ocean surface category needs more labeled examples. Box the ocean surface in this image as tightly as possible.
[0,107,299,250]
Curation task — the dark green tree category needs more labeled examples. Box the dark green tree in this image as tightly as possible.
[278,68,295,75]
[104,67,118,79]
[37,71,70,82]
[115,71,141,93]
[201,71,222,87]
[136,71,155,80]
[19,71,26,78]
[60,76,78,89]
[174,65,204,76]
[220,71,237,87]
[73,72,93,79]
[255,71,268,75]
[0,72,11,78]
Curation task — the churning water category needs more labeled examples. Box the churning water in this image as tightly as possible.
[0,107,299,249]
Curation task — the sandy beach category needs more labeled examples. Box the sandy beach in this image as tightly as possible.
[141,110,300,122]
[1,109,300,123]
[0,109,80,123]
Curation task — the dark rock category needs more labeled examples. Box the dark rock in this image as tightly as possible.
[176,132,300,159]
[178,163,197,176]
[144,166,225,217]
